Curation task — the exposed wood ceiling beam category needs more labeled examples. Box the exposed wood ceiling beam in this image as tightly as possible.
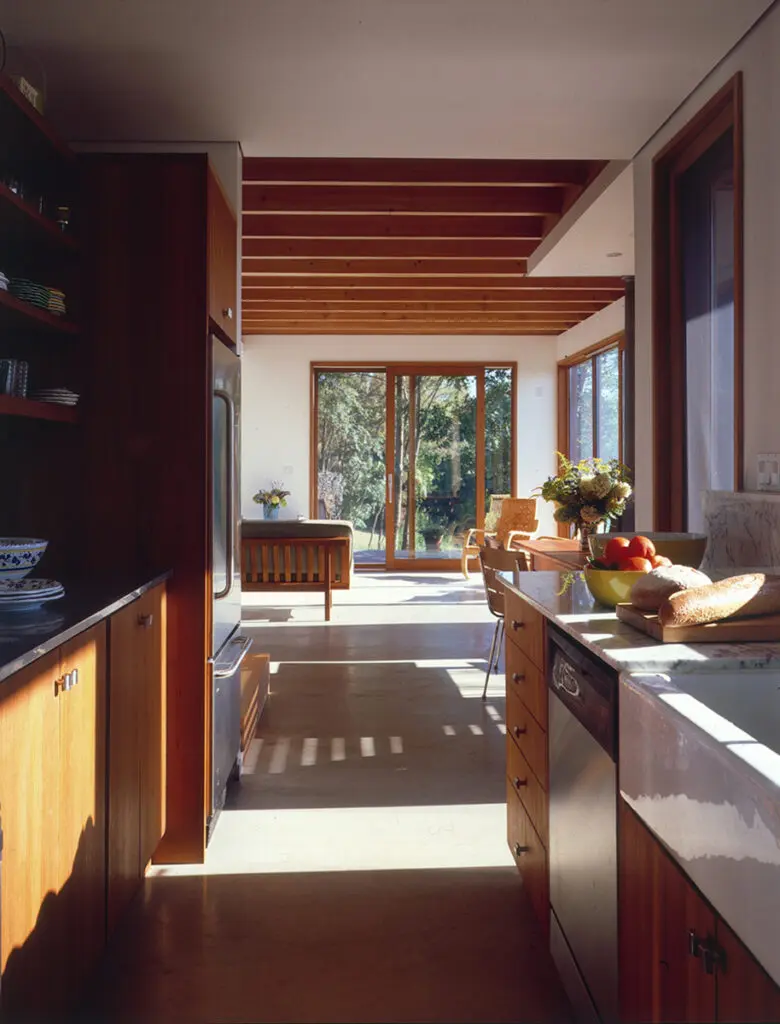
[242,275,624,291]
[243,312,578,324]
[244,258,530,276]
[242,238,540,259]
[243,184,565,215]
[243,326,564,335]
[243,157,605,186]
[243,213,546,239]
[242,301,607,313]
[241,288,622,303]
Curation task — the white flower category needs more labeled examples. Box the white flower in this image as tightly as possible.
[610,481,632,501]
[580,505,604,525]
[578,474,599,500]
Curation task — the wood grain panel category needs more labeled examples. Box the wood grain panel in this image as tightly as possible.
[242,287,623,303]
[207,164,238,344]
[244,257,531,276]
[504,590,546,671]
[506,728,548,849]
[139,584,168,871]
[506,686,548,786]
[506,644,548,730]
[716,918,780,1022]
[58,624,107,1004]
[0,650,61,1018]
[507,779,549,940]
[243,156,602,185]
[243,299,606,312]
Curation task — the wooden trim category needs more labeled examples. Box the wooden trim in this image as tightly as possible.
[408,374,417,555]
[386,368,396,563]
[510,364,518,497]
[310,368,319,518]
[557,330,625,367]
[652,73,743,529]
[556,365,569,537]
[242,237,541,259]
[476,367,486,532]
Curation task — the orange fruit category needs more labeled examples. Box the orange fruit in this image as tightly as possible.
[618,556,653,573]
[627,535,657,560]
[651,554,673,568]
[604,536,631,564]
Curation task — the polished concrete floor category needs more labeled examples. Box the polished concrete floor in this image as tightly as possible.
[83,573,571,1024]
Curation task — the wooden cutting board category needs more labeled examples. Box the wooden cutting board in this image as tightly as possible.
[615,602,780,643]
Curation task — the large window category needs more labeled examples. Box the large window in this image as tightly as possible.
[561,338,624,465]
[653,75,742,530]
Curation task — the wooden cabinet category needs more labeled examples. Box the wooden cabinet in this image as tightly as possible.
[619,798,780,1023]
[504,587,549,937]
[208,165,238,344]
[0,624,106,1018]
[107,583,167,931]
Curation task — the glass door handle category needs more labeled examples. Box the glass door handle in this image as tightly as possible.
[214,389,235,600]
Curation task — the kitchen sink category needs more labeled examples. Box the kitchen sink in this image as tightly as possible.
[620,668,780,986]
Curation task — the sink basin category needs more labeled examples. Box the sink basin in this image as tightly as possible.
[620,669,780,986]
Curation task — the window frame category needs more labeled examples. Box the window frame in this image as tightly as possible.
[651,73,743,531]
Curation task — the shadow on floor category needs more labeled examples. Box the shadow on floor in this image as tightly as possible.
[81,868,571,1024]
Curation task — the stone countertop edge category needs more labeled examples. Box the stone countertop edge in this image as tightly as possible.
[0,570,173,685]
[499,570,780,673]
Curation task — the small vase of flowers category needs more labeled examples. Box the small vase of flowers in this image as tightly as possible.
[253,480,291,520]
[538,455,633,551]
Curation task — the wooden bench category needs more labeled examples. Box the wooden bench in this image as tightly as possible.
[241,532,351,621]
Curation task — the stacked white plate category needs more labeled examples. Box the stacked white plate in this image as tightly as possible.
[0,578,65,611]
[28,388,79,406]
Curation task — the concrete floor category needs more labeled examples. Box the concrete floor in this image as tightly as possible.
[83,573,571,1023]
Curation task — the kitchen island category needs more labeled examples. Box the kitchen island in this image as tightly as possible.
[499,569,780,1023]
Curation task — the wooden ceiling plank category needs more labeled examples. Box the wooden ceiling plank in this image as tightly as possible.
[242,258,529,276]
[242,157,603,187]
[242,311,578,323]
[242,213,546,239]
[242,183,564,215]
[242,302,606,313]
[241,275,624,291]
[242,238,540,259]
[241,287,621,303]
[244,328,564,336]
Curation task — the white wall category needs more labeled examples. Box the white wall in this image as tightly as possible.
[633,3,780,527]
[556,299,626,363]
[241,334,560,534]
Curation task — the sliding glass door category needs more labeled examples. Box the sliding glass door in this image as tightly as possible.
[314,363,514,570]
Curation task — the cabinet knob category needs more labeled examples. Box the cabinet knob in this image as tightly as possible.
[512,725,527,738]
[512,672,525,684]
[513,842,529,858]
[513,776,528,789]
[222,307,233,320]
[511,619,524,631]
[138,613,154,628]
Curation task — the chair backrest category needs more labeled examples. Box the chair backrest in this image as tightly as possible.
[496,497,539,544]
[479,546,529,618]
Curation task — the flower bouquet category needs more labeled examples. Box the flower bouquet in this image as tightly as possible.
[537,454,633,551]
[253,480,291,520]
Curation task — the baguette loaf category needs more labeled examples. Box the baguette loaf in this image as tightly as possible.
[657,573,780,627]
[630,566,712,612]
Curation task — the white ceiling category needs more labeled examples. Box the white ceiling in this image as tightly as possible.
[1,0,773,159]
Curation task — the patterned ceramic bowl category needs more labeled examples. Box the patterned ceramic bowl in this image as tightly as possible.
[0,538,48,580]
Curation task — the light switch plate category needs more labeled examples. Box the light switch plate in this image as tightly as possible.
[756,453,780,490]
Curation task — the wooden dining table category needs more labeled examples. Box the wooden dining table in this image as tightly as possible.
[514,536,588,572]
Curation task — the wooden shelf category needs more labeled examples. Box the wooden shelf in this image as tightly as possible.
[0,182,80,253]
[0,289,79,335]
[0,73,75,165]
[0,395,78,423]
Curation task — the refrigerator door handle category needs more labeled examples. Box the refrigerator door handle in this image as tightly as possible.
[214,388,236,600]
[210,634,253,678]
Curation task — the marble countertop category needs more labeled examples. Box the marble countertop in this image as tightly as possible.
[499,570,780,673]
[0,570,172,684]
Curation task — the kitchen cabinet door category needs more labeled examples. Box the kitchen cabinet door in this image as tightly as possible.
[716,919,780,1023]
[208,165,238,344]
[619,799,716,1024]
[58,624,107,1005]
[0,650,61,1018]
[138,583,167,871]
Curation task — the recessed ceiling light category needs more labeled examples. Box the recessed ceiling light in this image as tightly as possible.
[606,251,623,258]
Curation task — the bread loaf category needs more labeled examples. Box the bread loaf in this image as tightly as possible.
[657,573,780,627]
[630,566,712,612]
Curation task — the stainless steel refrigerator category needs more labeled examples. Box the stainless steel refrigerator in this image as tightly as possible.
[209,334,252,840]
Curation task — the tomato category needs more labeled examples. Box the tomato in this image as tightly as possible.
[626,535,657,560]
[651,554,673,568]
[604,536,631,564]
[618,556,653,573]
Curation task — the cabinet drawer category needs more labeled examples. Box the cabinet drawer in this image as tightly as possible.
[507,779,549,939]
[504,589,545,671]
[506,687,548,790]
[507,733,548,849]
[506,641,548,731]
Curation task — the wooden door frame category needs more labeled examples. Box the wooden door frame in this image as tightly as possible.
[652,73,743,530]
[311,361,517,570]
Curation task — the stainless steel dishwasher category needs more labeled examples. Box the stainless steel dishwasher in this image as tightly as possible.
[547,623,618,1024]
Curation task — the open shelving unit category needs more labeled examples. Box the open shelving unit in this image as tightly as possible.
[0,394,78,423]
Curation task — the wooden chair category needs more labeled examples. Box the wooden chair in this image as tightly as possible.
[479,546,530,700]
[461,497,539,578]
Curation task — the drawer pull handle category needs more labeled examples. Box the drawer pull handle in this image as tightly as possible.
[138,613,154,628]
[513,776,528,789]
[512,725,527,738]
[512,672,525,684]
[511,620,525,631]
[514,842,529,858]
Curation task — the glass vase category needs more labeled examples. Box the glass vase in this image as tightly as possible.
[576,521,596,553]
[265,505,280,520]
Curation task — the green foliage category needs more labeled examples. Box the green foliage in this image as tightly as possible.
[536,453,633,527]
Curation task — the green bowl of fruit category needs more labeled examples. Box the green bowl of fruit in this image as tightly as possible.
[587,532,707,569]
